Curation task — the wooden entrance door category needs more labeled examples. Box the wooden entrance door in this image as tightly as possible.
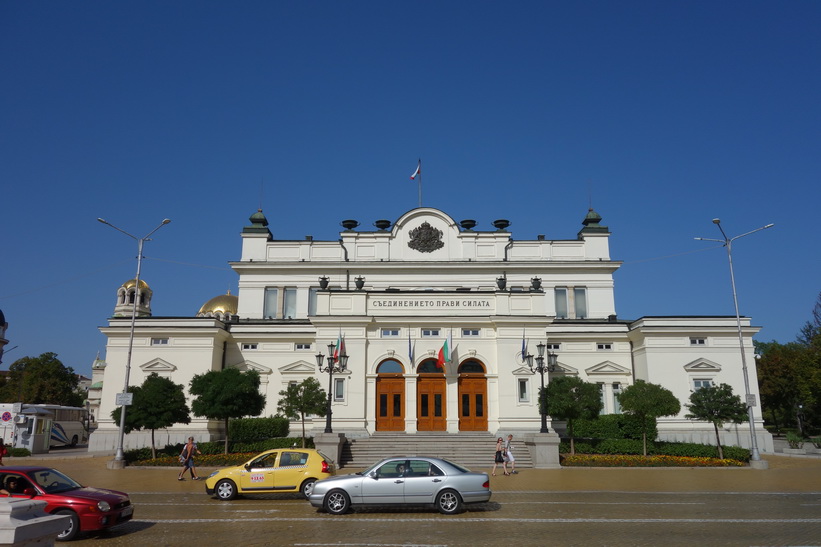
[416,376,446,431]
[376,375,405,431]
[457,375,488,431]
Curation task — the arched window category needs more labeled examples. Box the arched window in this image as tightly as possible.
[377,359,404,374]
[458,359,485,374]
[417,359,443,373]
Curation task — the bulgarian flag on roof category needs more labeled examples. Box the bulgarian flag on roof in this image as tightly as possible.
[436,330,452,369]
[410,159,421,180]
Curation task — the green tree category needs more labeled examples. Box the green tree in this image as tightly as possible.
[545,376,603,455]
[277,377,327,447]
[190,368,266,454]
[685,383,748,459]
[111,373,191,459]
[617,380,681,456]
[0,352,83,406]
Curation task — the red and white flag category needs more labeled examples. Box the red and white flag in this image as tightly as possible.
[410,160,421,180]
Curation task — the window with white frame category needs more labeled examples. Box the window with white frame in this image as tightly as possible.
[574,287,588,319]
[151,338,169,346]
[295,343,312,350]
[612,382,622,414]
[283,288,297,319]
[263,288,278,318]
[546,343,560,351]
[242,343,258,350]
[422,328,440,337]
[308,288,318,316]
[381,328,400,337]
[462,328,480,337]
[334,378,345,401]
[690,337,706,346]
[597,343,612,351]
[693,378,714,390]
[555,288,568,318]
[518,378,529,402]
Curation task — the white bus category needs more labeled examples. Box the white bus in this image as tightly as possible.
[0,404,89,449]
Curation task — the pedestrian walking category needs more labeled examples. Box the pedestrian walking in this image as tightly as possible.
[492,437,508,476]
[505,434,517,474]
[178,437,202,481]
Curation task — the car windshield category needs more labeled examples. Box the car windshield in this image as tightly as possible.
[32,469,83,494]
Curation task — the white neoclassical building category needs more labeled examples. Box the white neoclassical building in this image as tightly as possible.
[89,207,774,454]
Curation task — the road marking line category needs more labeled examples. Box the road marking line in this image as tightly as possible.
[129,517,821,524]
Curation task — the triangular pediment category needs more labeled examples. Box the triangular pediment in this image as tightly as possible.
[230,361,273,375]
[511,365,533,375]
[586,361,631,375]
[683,358,722,372]
[553,362,577,375]
[279,360,316,374]
[139,358,177,372]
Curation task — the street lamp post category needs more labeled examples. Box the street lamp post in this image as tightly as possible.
[315,342,349,434]
[98,217,171,463]
[525,342,558,433]
[696,218,773,462]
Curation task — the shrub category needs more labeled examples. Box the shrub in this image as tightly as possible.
[559,439,750,462]
[785,432,805,449]
[8,447,31,458]
[561,454,745,467]
[228,416,289,442]
[124,436,311,464]
[572,415,653,441]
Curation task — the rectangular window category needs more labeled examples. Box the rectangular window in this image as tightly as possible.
[597,343,612,351]
[420,394,429,417]
[295,343,312,350]
[518,378,529,402]
[422,329,440,337]
[151,338,169,346]
[462,329,480,337]
[434,394,443,417]
[242,343,258,350]
[283,288,297,319]
[574,288,587,319]
[555,288,568,318]
[263,288,278,318]
[381,328,400,337]
[546,343,560,351]
[308,288,318,316]
[690,337,706,346]
[693,379,714,390]
[612,382,622,414]
[334,378,344,401]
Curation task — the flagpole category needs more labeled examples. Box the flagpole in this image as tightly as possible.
[417,158,422,207]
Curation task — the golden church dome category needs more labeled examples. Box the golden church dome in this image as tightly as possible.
[198,291,238,316]
[122,279,151,290]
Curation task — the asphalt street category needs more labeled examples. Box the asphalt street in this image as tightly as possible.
[9,452,821,546]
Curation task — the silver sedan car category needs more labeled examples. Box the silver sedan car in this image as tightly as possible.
[309,456,491,515]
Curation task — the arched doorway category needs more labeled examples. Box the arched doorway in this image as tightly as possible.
[375,359,405,431]
[416,359,446,431]
[457,359,487,431]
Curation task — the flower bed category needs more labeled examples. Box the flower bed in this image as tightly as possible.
[561,454,746,467]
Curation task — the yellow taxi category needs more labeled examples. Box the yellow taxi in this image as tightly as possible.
[204,448,336,500]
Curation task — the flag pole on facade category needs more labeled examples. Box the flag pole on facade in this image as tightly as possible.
[408,327,414,365]
[521,329,528,363]
[410,159,421,207]
[437,328,452,370]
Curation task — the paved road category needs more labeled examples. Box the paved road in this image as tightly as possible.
[9,454,821,546]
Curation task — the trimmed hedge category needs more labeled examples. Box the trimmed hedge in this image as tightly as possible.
[124,436,312,464]
[560,438,751,462]
[228,417,289,442]
[571,414,656,441]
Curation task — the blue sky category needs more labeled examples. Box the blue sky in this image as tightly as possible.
[2,1,819,377]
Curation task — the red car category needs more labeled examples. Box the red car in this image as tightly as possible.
[0,466,133,541]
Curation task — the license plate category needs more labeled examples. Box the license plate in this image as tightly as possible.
[121,506,133,518]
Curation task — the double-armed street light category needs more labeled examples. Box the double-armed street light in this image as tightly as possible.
[524,342,559,433]
[98,217,171,463]
[315,341,349,434]
[695,218,773,462]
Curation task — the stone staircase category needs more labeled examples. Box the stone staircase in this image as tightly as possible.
[339,432,533,471]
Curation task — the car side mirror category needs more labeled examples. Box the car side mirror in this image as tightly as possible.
[22,488,35,497]
[244,464,251,471]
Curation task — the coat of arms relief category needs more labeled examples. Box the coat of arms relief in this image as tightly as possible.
[407,221,444,253]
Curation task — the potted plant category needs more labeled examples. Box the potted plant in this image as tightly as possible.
[783,432,806,454]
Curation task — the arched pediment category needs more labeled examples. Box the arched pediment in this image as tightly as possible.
[585,361,631,376]
[278,360,316,375]
[139,359,177,373]
[230,361,273,375]
[683,358,722,373]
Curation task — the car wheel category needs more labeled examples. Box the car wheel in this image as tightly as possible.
[436,489,463,515]
[300,478,317,499]
[323,489,350,515]
[215,479,237,501]
[55,509,80,541]
[70,435,79,447]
